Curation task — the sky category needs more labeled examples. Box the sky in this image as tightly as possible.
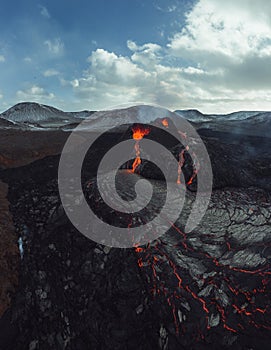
[1,0,271,113]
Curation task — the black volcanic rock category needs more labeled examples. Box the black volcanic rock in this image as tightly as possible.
[0,152,270,350]
[118,125,271,191]
[0,117,17,128]
[0,104,271,350]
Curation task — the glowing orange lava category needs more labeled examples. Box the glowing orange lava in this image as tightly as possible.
[132,125,150,140]
[162,118,169,127]
[131,125,150,173]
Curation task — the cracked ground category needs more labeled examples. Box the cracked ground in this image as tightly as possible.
[0,122,270,350]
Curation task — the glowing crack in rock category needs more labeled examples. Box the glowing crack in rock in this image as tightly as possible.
[131,124,150,173]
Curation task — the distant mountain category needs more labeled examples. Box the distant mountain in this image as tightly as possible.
[0,102,95,128]
[69,110,95,119]
[1,102,69,123]
[174,109,212,122]
[175,109,271,138]
[0,102,270,137]
[174,109,262,122]
[244,111,271,123]
[209,111,261,120]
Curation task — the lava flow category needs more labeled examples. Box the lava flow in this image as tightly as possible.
[134,221,271,346]
[131,125,150,173]
[162,118,169,128]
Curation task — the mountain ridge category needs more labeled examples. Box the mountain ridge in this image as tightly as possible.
[1,102,271,122]
[0,102,270,137]
[0,102,95,124]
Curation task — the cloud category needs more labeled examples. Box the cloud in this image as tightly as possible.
[61,1,271,113]
[87,48,150,84]
[67,30,271,113]
[10,0,271,113]
[44,38,64,55]
[16,85,55,102]
[168,5,177,12]
[39,5,51,19]
[23,57,32,63]
[68,45,207,110]
[43,69,60,77]
[162,0,271,110]
[0,55,5,62]
[127,40,162,66]
[154,1,178,13]
[168,0,271,62]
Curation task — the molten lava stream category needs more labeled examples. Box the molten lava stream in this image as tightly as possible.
[162,118,169,128]
[131,125,150,173]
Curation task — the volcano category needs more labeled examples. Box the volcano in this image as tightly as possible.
[0,104,270,350]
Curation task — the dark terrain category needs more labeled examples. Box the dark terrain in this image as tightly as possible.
[0,104,270,349]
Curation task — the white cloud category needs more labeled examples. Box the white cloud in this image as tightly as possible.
[154,2,178,13]
[128,40,162,66]
[0,55,5,62]
[87,48,150,83]
[69,46,204,110]
[163,0,271,111]
[39,5,51,19]
[17,0,271,113]
[168,5,177,12]
[182,66,205,75]
[68,30,271,113]
[64,1,271,113]
[16,85,55,102]
[43,69,60,77]
[44,38,64,55]
[168,0,271,62]
[71,79,79,88]
[23,57,32,63]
